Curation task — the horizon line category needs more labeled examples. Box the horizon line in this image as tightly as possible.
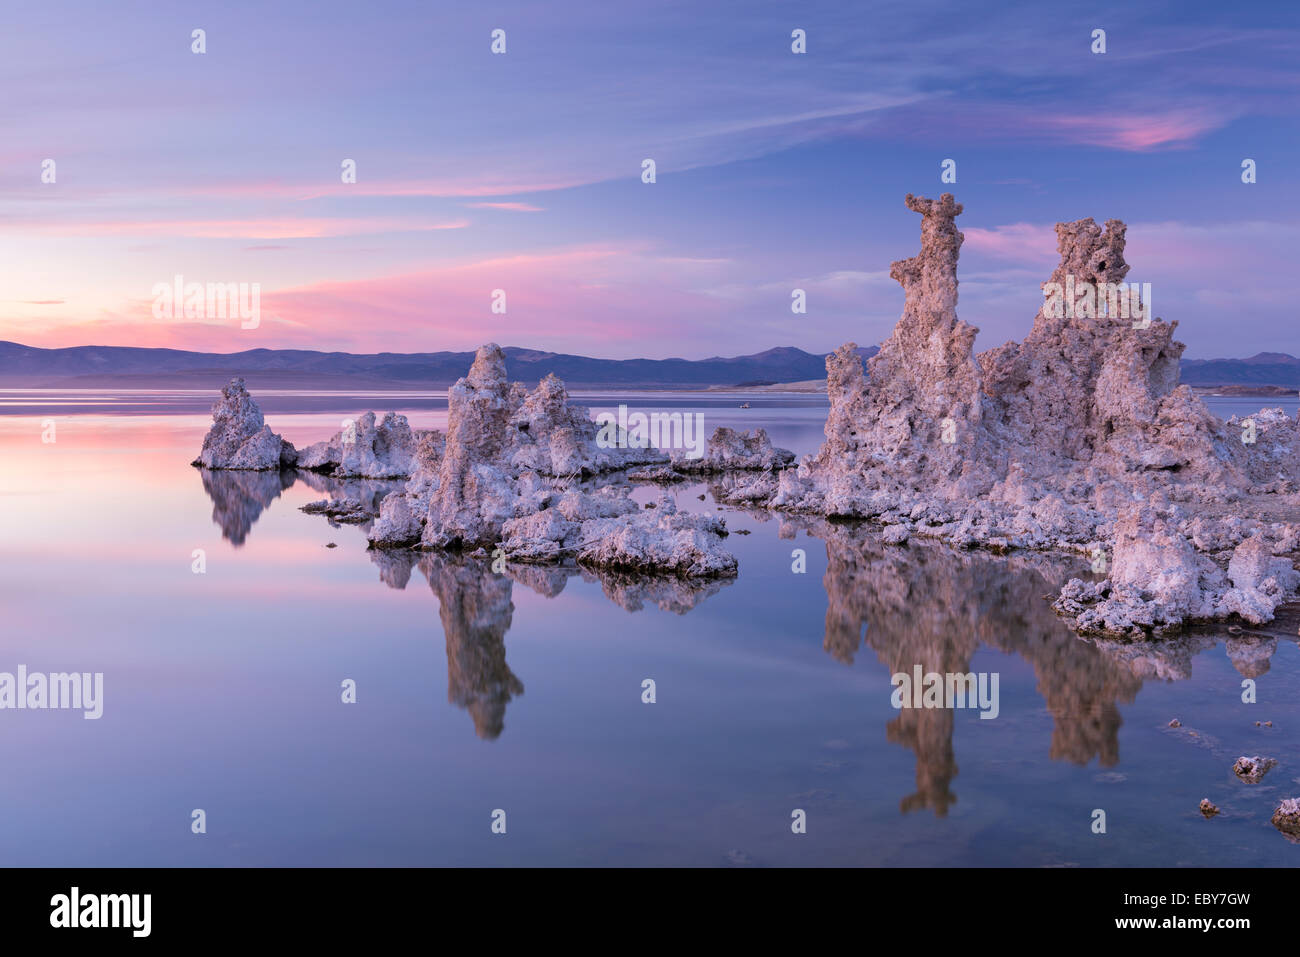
[0,338,1286,365]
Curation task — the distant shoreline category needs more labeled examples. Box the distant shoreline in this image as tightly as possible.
[706,381,1300,398]
[705,379,828,393]
[1189,384,1299,398]
[4,340,1300,395]
[1,373,1296,399]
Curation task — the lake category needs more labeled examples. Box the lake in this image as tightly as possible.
[0,389,1297,866]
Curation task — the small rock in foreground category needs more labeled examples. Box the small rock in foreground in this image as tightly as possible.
[1232,755,1277,783]
[1271,798,1300,842]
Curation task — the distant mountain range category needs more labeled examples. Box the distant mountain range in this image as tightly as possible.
[0,341,877,389]
[1180,353,1300,390]
[0,340,1296,392]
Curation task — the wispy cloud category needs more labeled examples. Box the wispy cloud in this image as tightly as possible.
[963,224,1060,264]
[5,216,469,240]
[463,202,545,212]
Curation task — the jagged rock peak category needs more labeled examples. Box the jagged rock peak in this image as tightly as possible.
[196,377,296,470]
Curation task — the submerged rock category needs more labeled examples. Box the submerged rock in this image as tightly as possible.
[301,497,372,524]
[195,378,295,470]
[1271,798,1300,842]
[1232,755,1277,783]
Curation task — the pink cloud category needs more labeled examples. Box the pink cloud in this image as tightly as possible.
[5,245,738,354]
[962,223,1060,264]
[179,175,590,201]
[964,219,1300,282]
[1027,112,1225,151]
[883,103,1231,152]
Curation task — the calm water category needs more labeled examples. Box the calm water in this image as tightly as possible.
[1,390,1298,866]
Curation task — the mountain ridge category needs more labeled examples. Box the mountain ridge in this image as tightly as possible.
[0,341,877,389]
[0,340,1296,391]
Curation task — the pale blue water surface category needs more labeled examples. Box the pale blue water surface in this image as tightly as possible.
[0,390,1296,866]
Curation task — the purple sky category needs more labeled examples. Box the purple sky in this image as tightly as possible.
[2,0,1298,358]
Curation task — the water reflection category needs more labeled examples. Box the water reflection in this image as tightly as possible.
[1092,632,1281,681]
[196,466,402,544]
[292,469,406,519]
[786,517,1146,816]
[358,547,737,739]
[798,517,1300,817]
[198,468,295,547]
[197,466,738,738]
[196,466,1295,804]
[421,552,522,741]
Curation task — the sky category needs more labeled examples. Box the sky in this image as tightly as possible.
[1,0,1298,360]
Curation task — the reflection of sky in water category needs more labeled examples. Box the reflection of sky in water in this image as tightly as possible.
[0,395,1297,866]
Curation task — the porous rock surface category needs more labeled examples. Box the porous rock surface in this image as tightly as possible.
[1272,798,1300,842]
[296,412,433,479]
[368,344,735,577]
[195,349,733,576]
[501,489,736,577]
[509,372,668,477]
[670,427,794,472]
[627,466,687,483]
[1232,755,1277,783]
[195,378,296,470]
[759,192,1300,635]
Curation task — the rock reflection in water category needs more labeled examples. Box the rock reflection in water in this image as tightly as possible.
[292,470,406,517]
[197,467,295,546]
[419,553,523,741]
[365,547,734,739]
[197,466,405,545]
[796,517,1145,817]
[202,464,1298,807]
[793,516,1300,819]
[1091,630,1292,682]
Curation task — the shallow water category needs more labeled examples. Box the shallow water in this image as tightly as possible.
[1,391,1297,866]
